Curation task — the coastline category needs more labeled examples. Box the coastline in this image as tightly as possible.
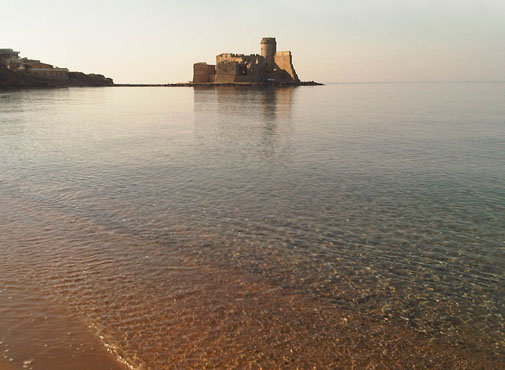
[113,81,323,87]
[0,64,114,89]
[0,81,323,90]
[1,61,321,89]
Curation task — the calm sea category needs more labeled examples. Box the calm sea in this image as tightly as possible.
[0,84,504,369]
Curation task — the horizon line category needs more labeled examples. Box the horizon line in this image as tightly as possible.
[322,80,505,84]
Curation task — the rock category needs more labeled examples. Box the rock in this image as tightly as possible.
[68,72,114,87]
[0,63,114,89]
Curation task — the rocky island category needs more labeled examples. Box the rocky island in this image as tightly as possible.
[0,48,113,89]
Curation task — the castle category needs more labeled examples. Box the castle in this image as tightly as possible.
[193,37,299,84]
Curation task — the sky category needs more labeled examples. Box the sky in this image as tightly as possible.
[2,0,505,84]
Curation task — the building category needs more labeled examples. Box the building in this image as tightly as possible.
[27,67,69,80]
[19,57,69,80]
[1,49,69,80]
[19,58,54,69]
[0,49,20,69]
[193,37,299,84]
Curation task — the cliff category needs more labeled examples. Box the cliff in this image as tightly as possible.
[0,64,113,89]
[68,72,113,87]
[0,64,63,88]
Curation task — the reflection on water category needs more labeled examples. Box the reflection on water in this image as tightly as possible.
[0,84,504,369]
[193,87,295,162]
[194,86,294,120]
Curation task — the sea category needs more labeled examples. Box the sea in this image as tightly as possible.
[0,83,504,369]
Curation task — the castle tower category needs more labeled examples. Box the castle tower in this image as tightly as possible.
[260,37,276,72]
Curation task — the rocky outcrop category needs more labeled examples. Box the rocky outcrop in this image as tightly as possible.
[0,64,65,88]
[68,72,113,87]
[0,64,114,89]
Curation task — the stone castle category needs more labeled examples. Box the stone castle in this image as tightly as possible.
[193,37,299,84]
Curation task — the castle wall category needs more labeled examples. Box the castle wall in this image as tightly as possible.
[214,55,266,83]
[216,53,247,64]
[214,60,239,83]
[193,62,216,83]
[240,55,265,82]
[273,51,299,82]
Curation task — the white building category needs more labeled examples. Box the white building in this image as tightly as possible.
[0,49,20,68]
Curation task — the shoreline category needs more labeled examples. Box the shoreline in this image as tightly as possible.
[0,81,323,90]
[114,81,323,87]
[1,190,502,369]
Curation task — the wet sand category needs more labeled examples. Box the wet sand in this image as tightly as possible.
[0,230,128,370]
[0,287,127,370]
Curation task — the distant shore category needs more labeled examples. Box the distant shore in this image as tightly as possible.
[1,61,322,89]
[0,66,114,89]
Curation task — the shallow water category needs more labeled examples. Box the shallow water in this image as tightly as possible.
[0,84,504,369]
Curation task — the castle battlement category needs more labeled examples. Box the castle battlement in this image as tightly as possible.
[274,51,291,56]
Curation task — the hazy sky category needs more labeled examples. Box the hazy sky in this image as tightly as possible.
[2,0,504,83]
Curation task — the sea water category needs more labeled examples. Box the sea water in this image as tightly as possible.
[0,83,504,369]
